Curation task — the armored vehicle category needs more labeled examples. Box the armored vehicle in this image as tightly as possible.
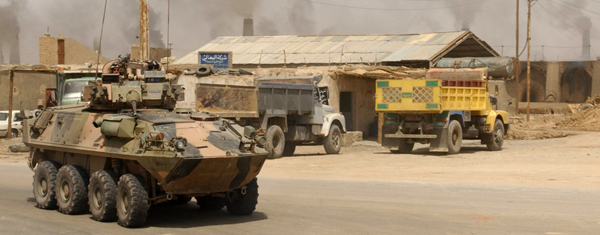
[23,55,268,228]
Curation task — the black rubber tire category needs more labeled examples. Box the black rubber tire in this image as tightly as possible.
[116,174,149,228]
[196,196,225,211]
[390,139,414,154]
[486,119,505,151]
[323,125,342,154]
[33,161,61,209]
[226,178,258,216]
[265,125,285,159]
[282,142,296,156]
[196,65,212,77]
[56,165,89,215]
[169,196,192,205]
[88,170,118,222]
[447,120,463,154]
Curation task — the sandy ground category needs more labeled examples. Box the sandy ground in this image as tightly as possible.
[260,131,600,190]
[2,111,599,191]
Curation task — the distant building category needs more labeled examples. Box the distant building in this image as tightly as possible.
[131,44,171,62]
[39,33,108,65]
[175,31,500,134]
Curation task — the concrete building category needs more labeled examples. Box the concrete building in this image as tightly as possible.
[131,44,171,62]
[174,31,500,135]
[39,33,108,65]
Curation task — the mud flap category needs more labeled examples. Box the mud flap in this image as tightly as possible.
[429,126,449,152]
[381,123,400,148]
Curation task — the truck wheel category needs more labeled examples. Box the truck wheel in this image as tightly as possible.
[56,165,89,215]
[486,119,505,151]
[226,178,258,216]
[196,196,225,211]
[88,170,118,222]
[33,161,61,209]
[117,174,149,228]
[391,139,414,154]
[447,120,462,154]
[266,125,285,159]
[282,142,296,156]
[324,125,342,154]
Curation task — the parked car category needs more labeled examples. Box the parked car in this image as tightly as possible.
[0,110,34,138]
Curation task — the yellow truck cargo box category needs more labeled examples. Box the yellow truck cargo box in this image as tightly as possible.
[376,68,490,112]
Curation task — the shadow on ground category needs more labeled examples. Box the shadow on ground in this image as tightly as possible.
[145,202,268,228]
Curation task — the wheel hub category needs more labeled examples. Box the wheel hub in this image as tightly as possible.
[93,186,103,209]
[38,177,48,197]
[120,191,130,215]
[60,180,71,202]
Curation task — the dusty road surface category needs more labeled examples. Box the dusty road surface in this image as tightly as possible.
[0,131,599,234]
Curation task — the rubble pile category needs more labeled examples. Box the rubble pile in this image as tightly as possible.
[558,105,600,131]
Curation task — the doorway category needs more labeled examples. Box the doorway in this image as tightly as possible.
[340,92,353,131]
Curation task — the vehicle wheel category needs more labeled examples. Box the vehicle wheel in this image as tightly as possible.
[56,165,89,215]
[11,129,18,138]
[390,139,414,154]
[88,170,118,222]
[265,125,285,159]
[33,161,61,209]
[116,174,149,228]
[486,119,505,151]
[196,196,225,211]
[226,178,258,216]
[282,142,296,156]
[324,125,342,154]
[447,120,463,154]
[169,196,192,205]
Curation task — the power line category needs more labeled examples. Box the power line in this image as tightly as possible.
[541,1,600,41]
[549,0,600,17]
[296,0,496,11]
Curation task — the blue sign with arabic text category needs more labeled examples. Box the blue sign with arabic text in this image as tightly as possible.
[198,52,231,69]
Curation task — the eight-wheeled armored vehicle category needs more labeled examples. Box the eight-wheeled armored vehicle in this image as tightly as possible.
[23,56,268,228]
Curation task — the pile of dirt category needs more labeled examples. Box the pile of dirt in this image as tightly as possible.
[558,105,600,131]
[506,129,571,140]
[506,114,572,140]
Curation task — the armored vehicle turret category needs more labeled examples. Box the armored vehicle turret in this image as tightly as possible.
[23,56,268,228]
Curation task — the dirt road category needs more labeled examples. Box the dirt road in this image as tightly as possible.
[1,130,599,233]
[262,131,600,190]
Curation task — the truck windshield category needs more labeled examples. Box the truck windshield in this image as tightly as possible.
[64,81,89,94]
[0,113,7,121]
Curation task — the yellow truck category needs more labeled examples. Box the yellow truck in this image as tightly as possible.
[375,68,509,154]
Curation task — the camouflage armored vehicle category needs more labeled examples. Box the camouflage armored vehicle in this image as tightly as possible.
[23,55,268,228]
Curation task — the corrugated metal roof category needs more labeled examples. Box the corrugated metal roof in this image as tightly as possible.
[174,31,498,65]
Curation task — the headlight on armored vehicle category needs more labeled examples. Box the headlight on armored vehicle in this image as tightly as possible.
[174,138,187,151]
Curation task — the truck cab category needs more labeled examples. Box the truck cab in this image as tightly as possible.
[59,77,97,106]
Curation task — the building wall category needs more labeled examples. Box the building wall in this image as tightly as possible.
[321,74,377,135]
[39,35,107,65]
[39,36,58,65]
[0,71,56,110]
[131,45,171,61]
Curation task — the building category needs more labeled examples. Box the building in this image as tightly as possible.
[175,31,500,135]
[39,33,108,65]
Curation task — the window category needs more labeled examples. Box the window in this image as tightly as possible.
[0,113,7,121]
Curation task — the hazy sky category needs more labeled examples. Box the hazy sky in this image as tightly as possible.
[1,0,599,64]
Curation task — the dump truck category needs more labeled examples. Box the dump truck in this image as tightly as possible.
[376,68,509,154]
[196,75,346,159]
[23,56,268,228]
